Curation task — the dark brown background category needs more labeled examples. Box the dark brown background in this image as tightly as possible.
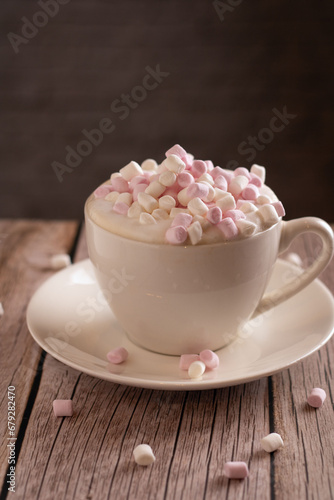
[1,0,334,220]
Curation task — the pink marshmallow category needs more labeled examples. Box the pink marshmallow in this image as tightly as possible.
[171,213,193,228]
[224,209,246,221]
[191,160,207,178]
[111,176,129,193]
[217,217,238,239]
[207,206,222,225]
[94,186,112,198]
[214,175,228,191]
[178,171,195,188]
[181,153,194,169]
[107,347,129,364]
[53,399,73,417]
[187,182,209,200]
[211,167,234,184]
[129,175,148,190]
[149,173,160,182]
[205,160,214,171]
[223,461,249,479]
[234,167,251,179]
[199,349,219,369]
[242,184,259,200]
[179,354,200,370]
[113,202,129,215]
[165,144,187,158]
[307,388,326,408]
[271,201,285,217]
[132,183,147,201]
[165,225,188,245]
[164,187,179,199]
[249,172,263,187]
[236,199,253,209]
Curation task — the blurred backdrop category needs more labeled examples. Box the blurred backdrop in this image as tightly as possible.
[1,0,334,220]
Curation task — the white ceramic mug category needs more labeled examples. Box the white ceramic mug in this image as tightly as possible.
[85,207,333,355]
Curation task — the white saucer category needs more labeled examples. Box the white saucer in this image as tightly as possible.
[26,259,334,391]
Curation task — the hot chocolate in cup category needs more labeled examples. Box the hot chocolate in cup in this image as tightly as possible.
[85,146,334,355]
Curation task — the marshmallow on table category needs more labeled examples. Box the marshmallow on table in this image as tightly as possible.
[145,181,166,198]
[51,254,71,270]
[179,354,200,370]
[141,158,158,171]
[164,154,186,174]
[159,170,177,187]
[165,144,187,158]
[251,164,266,183]
[307,388,326,408]
[228,175,249,197]
[137,192,159,213]
[223,461,249,479]
[165,225,188,245]
[120,161,143,181]
[188,360,206,378]
[139,213,156,225]
[260,433,284,453]
[53,400,73,417]
[107,347,128,364]
[199,350,219,369]
[188,197,209,216]
[188,221,203,245]
[127,201,143,218]
[159,195,176,212]
[133,444,156,466]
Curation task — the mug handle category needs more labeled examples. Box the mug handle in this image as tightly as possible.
[253,217,334,317]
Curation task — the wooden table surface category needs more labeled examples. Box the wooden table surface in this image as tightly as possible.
[0,219,333,500]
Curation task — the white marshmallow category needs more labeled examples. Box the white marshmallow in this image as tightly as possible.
[239,201,257,214]
[178,188,192,207]
[188,198,209,216]
[197,173,214,186]
[133,444,156,466]
[188,360,206,378]
[145,181,166,198]
[127,201,143,218]
[110,172,122,180]
[0,302,4,316]
[159,195,176,212]
[193,214,212,230]
[51,254,71,270]
[188,221,203,245]
[258,204,280,227]
[215,193,236,212]
[214,188,229,201]
[105,191,119,205]
[139,212,156,225]
[251,164,266,183]
[260,433,284,453]
[152,208,169,221]
[163,154,186,174]
[159,170,176,187]
[202,184,215,202]
[170,208,190,217]
[229,175,249,197]
[257,195,272,205]
[117,192,132,206]
[236,219,257,237]
[141,158,158,171]
[137,192,159,213]
[120,161,143,181]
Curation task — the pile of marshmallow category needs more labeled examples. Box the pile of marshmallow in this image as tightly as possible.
[94,144,285,245]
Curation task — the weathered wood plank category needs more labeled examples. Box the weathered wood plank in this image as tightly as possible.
[0,220,78,482]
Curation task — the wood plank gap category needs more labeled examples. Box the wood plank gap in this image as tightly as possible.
[268,376,276,500]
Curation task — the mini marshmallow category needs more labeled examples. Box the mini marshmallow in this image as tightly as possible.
[170,208,190,217]
[120,161,143,181]
[285,252,303,267]
[94,185,111,198]
[132,183,147,201]
[127,201,143,218]
[211,166,227,180]
[164,154,186,174]
[165,225,188,245]
[159,170,177,187]
[165,144,187,158]
[117,192,133,206]
[260,433,284,453]
[249,172,263,187]
[223,462,249,479]
[51,254,71,270]
[188,221,203,245]
[137,192,159,213]
[228,175,249,197]
[178,188,192,207]
[133,444,156,466]
[242,184,259,201]
[171,213,193,228]
[152,208,169,221]
[224,209,246,221]
[193,214,212,230]
[199,350,219,369]
[217,218,238,239]
[182,153,194,168]
[202,184,215,202]
[139,212,156,225]
[0,303,4,316]
[215,193,236,212]
[105,191,120,204]
[205,160,214,171]
[188,197,209,216]
[113,202,129,215]
[197,173,214,186]
[129,175,147,190]
[234,167,251,179]
[178,171,194,188]
[145,181,166,198]
[188,360,206,378]
[111,176,129,193]
[191,160,207,178]
[214,175,228,191]
[107,347,128,364]
[159,195,176,212]
[239,201,257,214]
[53,400,73,417]
[251,164,266,183]
[207,206,222,225]
[213,188,229,201]
[257,194,272,205]
[110,172,122,180]
[236,219,257,237]
[307,388,326,408]
[179,354,200,370]
[141,158,158,171]
[271,201,285,217]
[187,182,209,200]
[258,204,280,227]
